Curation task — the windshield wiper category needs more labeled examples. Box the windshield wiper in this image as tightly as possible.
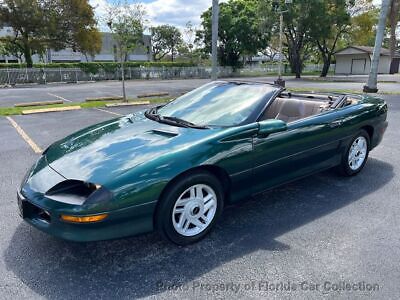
[144,106,161,121]
[145,107,208,129]
[161,116,209,129]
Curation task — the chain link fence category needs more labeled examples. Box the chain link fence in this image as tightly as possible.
[0,64,329,86]
[0,66,236,86]
[237,64,334,75]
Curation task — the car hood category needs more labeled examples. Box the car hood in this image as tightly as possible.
[45,111,214,184]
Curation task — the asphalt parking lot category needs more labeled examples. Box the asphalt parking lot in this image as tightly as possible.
[0,92,399,299]
[0,79,209,107]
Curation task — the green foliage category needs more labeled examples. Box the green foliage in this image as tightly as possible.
[151,25,184,61]
[259,0,353,78]
[345,9,379,46]
[0,62,196,71]
[310,0,351,76]
[281,0,326,77]
[105,2,145,62]
[0,0,101,68]
[197,0,270,68]
[49,0,101,55]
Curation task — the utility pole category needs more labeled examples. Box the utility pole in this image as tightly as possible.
[273,0,291,87]
[275,12,285,87]
[363,0,391,93]
[211,0,219,81]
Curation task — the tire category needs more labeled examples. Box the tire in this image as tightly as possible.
[337,129,370,176]
[155,171,224,245]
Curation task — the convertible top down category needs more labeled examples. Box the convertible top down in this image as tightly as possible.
[18,81,388,245]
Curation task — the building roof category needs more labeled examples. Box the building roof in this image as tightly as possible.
[335,46,391,56]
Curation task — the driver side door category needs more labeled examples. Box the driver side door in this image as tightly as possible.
[251,113,342,195]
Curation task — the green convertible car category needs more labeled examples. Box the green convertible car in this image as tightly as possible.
[18,81,388,245]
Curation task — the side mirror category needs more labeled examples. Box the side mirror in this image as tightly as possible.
[258,119,287,137]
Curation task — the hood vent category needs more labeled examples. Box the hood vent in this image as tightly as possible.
[149,129,178,138]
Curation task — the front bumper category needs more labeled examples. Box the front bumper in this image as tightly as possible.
[17,190,157,242]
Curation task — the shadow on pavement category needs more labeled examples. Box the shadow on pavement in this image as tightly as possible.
[4,158,393,299]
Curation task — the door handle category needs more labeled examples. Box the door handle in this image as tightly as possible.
[329,120,343,128]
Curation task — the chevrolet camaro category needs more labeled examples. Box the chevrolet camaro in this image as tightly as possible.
[18,81,388,245]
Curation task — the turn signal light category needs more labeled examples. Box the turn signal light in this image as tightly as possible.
[60,214,108,223]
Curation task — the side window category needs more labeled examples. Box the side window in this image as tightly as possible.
[342,96,361,108]
[261,98,328,123]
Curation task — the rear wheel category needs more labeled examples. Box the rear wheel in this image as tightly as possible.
[156,171,224,245]
[337,130,370,176]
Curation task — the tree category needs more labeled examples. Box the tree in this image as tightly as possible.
[76,28,102,61]
[259,0,332,78]
[151,25,183,61]
[197,0,270,68]
[0,0,101,67]
[0,0,48,67]
[311,0,351,77]
[50,0,102,58]
[183,21,197,63]
[258,0,376,78]
[261,36,281,62]
[105,1,146,101]
[347,0,374,16]
[345,9,379,46]
[278,0,320,78]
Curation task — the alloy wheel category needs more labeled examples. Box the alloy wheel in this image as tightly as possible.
[172,184,217,237]
[348,136,368,171]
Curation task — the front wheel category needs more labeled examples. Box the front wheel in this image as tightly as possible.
[337,130,370,176]
[155,171,224,245]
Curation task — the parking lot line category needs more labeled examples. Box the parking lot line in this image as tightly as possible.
[94,108,123,116]
[6,117,43,154]
[47,93,72,102]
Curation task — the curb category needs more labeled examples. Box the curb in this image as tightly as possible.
[22,106,81,115]
[86,96,123,102]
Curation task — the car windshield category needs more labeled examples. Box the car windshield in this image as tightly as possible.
[156,81,279,127]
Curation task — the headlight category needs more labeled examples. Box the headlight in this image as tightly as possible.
[45,180,108,206]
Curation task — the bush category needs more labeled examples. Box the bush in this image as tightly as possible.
[0,61,197,72]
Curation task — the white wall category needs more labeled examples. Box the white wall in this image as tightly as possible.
[335,54,368,74]
[335,54,391,75]
[377,56,391,73]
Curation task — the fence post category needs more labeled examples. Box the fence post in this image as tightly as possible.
[59,67,62,82]
[6,67,10,85]
[40,67,46,85]
[25,67,28,84]
[75,69,78,83]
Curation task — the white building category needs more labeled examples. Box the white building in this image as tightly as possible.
[334,46,391,75]
[0,26,152,64]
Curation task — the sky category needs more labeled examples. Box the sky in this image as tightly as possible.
[90,0,382,32]
[89,0,224,31]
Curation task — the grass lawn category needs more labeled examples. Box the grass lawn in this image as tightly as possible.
[0,97,172,116]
